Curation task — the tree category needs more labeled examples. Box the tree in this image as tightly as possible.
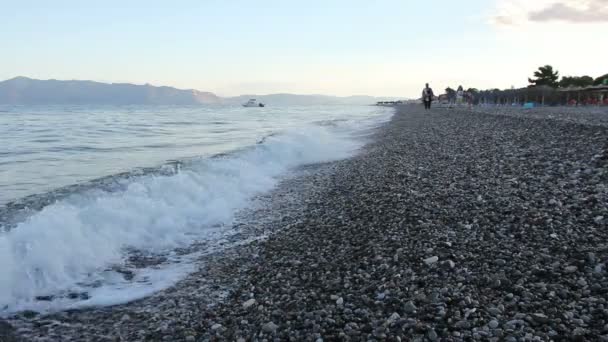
[528,65,559,88]
[594,73,608,86]
[559,75,594,88]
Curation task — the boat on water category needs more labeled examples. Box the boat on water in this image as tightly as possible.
[243,99,265,107]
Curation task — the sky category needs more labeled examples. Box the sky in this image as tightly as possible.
[1,0,606,97]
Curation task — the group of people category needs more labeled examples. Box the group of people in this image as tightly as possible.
[421,84,473,110]
[568,96,608,106]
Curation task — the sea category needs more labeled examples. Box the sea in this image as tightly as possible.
[0,104,393,315]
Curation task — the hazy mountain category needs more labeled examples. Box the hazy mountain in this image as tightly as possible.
[226,93,399,106]
[0,77,399,105]
[0,77,221,105]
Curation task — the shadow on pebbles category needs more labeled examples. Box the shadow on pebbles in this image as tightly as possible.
[3,105,608,341]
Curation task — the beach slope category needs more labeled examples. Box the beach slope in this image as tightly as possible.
[201,105,608,340]
[5,105,608,341]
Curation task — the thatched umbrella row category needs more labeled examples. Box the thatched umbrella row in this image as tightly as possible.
[475,85,608,106]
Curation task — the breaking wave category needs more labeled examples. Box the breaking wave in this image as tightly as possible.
[0,121,383,314]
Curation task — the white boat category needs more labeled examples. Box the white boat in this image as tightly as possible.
[242,99,265,107]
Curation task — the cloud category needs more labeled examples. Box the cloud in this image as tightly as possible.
[492,0,608,25]
[493,15,516,26]
[529,0,608,22]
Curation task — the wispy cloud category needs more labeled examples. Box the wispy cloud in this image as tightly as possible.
[493,15,516,26]
[492,0,608,26]
[529,0,608,23]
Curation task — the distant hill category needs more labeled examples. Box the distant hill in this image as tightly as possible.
[0,77,221,105]
[0,77,400,105]
[226,94,400,106]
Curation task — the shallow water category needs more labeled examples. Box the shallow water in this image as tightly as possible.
[0,104,392,314]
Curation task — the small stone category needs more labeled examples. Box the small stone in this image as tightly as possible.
[565,266,578,273]
[387,312,400,323]
[428,329,438,341]
[489,320,499,329]
[464,308,477,319]
[595,264,605,274]
[532,313,549,324]
[404,301,417,313]
[587,252,596,264]
[444,260,455,269]
[121,314,130,321]
[495,259,507,266]
[423,256,439,265]
[211,323,222,330]
[330,295,339,301]
[572,318,585,326]
[185,336,195,342]
[506,319,525,328]
[488,307,501,316]
[573,327,587,336]
[262,321,279,333]
[336,297,344,305]
[454,320,470,329]
[243,298,256,309]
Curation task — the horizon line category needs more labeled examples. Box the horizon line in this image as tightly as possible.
[1,76,403,99]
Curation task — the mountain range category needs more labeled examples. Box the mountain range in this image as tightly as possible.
[0,77,398,105]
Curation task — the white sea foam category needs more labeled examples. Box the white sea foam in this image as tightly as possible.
[0,123,378,314]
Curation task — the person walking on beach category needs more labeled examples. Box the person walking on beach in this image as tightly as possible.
[456,85,464,107]
[422,83,434,110]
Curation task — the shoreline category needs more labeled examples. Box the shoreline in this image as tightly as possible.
[4,105,608,340]
[3,160,353,341]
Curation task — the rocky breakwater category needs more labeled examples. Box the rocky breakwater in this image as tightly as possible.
[199,106,608,340]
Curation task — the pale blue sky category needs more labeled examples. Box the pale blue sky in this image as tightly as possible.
[1,0,606,97]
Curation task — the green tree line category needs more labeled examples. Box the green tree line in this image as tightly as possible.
[451,65,608,106]
[528,65,608,88]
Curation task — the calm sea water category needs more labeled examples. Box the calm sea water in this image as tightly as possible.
[0,104,392,314]
[1,104,388,205]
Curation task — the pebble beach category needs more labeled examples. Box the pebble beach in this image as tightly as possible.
[3,105,608,341]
